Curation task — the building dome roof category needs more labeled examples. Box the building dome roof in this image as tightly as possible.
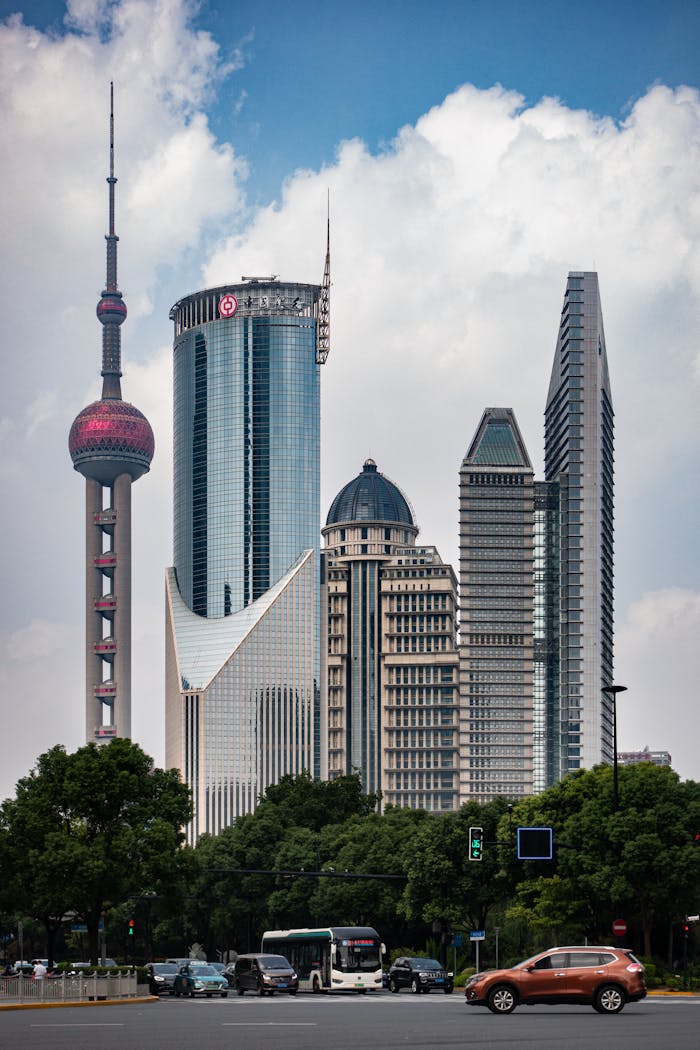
[326,459,415,527]
[69,398,154,484]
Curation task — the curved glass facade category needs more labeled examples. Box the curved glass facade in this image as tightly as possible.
[173,283,320,617]
[167,282,322,837]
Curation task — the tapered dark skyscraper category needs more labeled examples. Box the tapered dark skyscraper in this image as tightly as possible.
[544,271,614,778]
[69,86,154,742]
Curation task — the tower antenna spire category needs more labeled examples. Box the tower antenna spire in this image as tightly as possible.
[316,191,331,365]
[98,81,125,397]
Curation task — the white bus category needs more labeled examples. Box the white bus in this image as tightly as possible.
[261,926,385,993]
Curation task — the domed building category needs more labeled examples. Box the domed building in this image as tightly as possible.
[322,460,463,812]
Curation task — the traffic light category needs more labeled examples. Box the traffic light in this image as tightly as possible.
[128,918,135,937]
[468,826,484,861]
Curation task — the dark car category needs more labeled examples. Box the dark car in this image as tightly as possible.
[389,957,454,994]
[232,953,298,996]
[146,961,179,995]
[464,945,646,1014]
[173,962,228,998]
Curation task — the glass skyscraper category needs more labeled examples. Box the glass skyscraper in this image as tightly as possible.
[165,280,324,840]
[544,271,615,778]
[459,272,615,798]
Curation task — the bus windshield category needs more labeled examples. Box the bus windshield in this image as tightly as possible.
[335,937,381,972]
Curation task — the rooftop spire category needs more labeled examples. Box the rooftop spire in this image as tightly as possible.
[97,81,126,398]
[316,193,331,364]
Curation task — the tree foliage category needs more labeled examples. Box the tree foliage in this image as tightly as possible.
[0,739,191,964]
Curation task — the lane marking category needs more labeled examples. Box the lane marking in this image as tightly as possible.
[221,1022,317,1026]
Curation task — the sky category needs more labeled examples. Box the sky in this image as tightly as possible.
[1,0,699,801]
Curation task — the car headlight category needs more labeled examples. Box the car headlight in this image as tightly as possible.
[193,981,204,989]
[419,972,429,979]
[154,976,164,983]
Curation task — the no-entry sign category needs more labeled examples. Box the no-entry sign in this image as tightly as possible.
[612,919,627,937]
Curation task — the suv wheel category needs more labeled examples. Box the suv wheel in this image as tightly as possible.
[389,977,399,993]
[411,977,422,994]
[593,985,626,1013]
[487,985,517,1014]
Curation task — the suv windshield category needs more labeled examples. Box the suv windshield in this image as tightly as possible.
[409,958,442,970]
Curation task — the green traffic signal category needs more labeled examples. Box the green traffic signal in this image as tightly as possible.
[469,826,484,861]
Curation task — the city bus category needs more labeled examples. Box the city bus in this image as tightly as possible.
[261,926,385,993]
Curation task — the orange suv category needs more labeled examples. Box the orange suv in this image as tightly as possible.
[464,946,646,1014]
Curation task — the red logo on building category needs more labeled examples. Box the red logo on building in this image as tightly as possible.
[218,293,238,318]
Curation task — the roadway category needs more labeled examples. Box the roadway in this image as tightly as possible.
[2,990,699,1050]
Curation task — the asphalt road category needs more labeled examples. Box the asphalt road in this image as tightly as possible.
[2,992,699,1050]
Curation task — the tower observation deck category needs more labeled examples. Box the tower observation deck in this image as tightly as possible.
[69,84,154,743]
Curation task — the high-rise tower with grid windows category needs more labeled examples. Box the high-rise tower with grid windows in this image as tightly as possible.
[544,271,615,779]
[458,408,535,801]
[459,272,615,798]
[166,259,330,840]
[322,460,462,812]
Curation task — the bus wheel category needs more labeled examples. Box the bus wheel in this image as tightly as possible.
[312,975,321,994]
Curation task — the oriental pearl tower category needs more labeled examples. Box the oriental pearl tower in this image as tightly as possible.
[69,85,154,743]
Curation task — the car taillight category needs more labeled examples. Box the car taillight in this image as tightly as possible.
[626,963,643,973]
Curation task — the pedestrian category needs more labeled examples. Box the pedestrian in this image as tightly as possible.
[32,960,47,980]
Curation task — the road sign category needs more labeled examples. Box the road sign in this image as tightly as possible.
[470,930,485,941]
[612,918,627,936]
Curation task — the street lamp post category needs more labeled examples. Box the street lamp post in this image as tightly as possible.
[602,685,627,811]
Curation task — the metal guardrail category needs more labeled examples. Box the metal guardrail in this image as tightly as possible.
[0,973,139,1003]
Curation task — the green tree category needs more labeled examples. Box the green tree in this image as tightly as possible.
[401,799,512,947]
[307,807,427,945]
[182,772,382,955]
[0,740,191,964]
[505,764,700,958]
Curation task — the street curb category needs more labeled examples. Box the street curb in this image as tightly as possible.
[0,995,158,1011]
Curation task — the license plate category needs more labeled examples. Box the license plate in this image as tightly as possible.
[435,978,444,983]
[278,983,287,988]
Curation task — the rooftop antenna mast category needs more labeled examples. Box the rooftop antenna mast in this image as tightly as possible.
[316,192,331,365]
[99,80,125,398]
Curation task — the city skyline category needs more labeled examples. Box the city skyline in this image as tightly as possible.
[1,0,699,800]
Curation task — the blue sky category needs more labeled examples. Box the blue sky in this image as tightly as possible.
[7,1,699,204]
[0,0,698,797]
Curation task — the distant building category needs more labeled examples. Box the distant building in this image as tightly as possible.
[69,87,154,743]
[617,748,672,768]
[322,460,462,811]
[166,251,331,840]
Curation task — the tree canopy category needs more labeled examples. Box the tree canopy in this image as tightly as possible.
[0,739,191,964]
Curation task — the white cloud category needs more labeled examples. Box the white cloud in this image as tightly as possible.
[616,589,700,782]
[1,2,699,799]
